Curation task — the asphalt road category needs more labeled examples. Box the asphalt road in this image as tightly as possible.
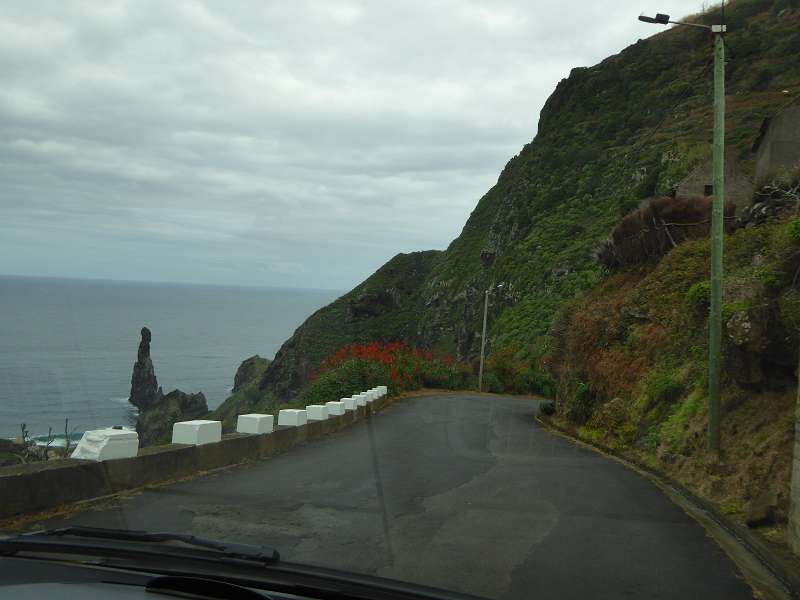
[40,394,755,599]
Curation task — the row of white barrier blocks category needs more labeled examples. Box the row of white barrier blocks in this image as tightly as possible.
[74,385,390,460]
[174,385,389,444]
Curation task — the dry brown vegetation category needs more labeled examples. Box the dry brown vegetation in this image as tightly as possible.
[597,196,736,269]
[548,213,800,549]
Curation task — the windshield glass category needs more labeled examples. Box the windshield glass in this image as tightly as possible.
[2,1,800,599]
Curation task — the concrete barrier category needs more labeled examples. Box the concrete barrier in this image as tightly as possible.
[172,420,222,446]
[326,401,345,416]
[355,393,368,407]
[277,409,307,427]
[236,414,274,435]
[306,405,328,421]
[341,397,356,410]
[71,428,139,461]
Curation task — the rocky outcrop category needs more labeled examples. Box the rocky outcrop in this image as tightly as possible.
[233,355,271,393]
[129,327,163,411]
[128,327,208,446]
[136,390,208,447]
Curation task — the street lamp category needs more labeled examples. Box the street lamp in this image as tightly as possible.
[638,6,727,456]
[478,283,504,392]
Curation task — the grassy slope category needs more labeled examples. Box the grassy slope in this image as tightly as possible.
[549,214,800,544]
[224,1,800,416]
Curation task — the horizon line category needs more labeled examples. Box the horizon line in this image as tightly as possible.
[0,272,345,295]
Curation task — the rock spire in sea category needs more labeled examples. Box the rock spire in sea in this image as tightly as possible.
[128,326,209,446]
[129,326,163,411]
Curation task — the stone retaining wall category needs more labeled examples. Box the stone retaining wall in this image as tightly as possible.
[790,395,800,556]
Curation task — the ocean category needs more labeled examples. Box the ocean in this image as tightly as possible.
[0,276,339,439]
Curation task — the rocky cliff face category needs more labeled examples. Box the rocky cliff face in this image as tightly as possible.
[129,327,208,446]
[225,0,800,412]
[257,250,441,401]
[233,355,271,393]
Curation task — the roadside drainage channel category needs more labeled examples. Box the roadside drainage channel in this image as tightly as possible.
[0,388,395,523]
[536,416,800,600]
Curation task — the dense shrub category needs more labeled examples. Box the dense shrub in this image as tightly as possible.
[483,346,555,396]
[565,382,596,424]
[298,342,471,405]
[484,346,529,393]
[686,281,710,313]
[539,400,556,416]
[785,217,800,242]
[640,370,685,418]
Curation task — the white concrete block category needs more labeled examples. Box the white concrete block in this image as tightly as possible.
[306,404,329,421]
[278,409,307,427]
[379,385,388,396]
[172,420,222,446]
[341,397,356,410]
[365,390,377,403]
[236,413,274,435]
[355,393,368,407]
[326,401,346,416]
[71,427,139,461]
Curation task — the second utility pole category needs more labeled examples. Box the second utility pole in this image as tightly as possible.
[478,288,489,392]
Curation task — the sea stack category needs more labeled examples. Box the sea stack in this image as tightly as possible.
[128,326,209,446]
[129,326,163,411]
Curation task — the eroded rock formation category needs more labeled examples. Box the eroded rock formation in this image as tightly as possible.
[129,327,163,411]
[128,327,208,446]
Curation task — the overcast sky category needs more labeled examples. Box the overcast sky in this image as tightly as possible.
[0,0,704,291]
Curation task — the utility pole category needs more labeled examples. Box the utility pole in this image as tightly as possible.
[708,25,726,455]
[478,288,489,392]
[638,6,727,456]
[477,283,503,392]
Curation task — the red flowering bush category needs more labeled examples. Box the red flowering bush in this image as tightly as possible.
[297,342,472,405]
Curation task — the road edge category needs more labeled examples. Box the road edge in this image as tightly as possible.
[536,415,800,600]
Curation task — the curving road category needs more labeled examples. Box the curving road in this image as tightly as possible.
[39,394,756,599]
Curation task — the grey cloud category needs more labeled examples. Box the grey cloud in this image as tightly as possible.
[1,0,704,290]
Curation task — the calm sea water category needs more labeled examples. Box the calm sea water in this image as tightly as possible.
[0,276,338,439]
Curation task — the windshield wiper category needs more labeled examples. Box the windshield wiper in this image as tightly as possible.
[0,526,279,565]
[1,526,485,600]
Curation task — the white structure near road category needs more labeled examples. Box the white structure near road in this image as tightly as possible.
[71,427,139,462]
[236,414,274,435]
[171,420,222,446]
[341,397,356,410]
[326,401,346,416]
[306,405,329,421]
[278,409,307,427]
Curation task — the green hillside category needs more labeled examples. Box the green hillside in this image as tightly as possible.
[216,0,800,418]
